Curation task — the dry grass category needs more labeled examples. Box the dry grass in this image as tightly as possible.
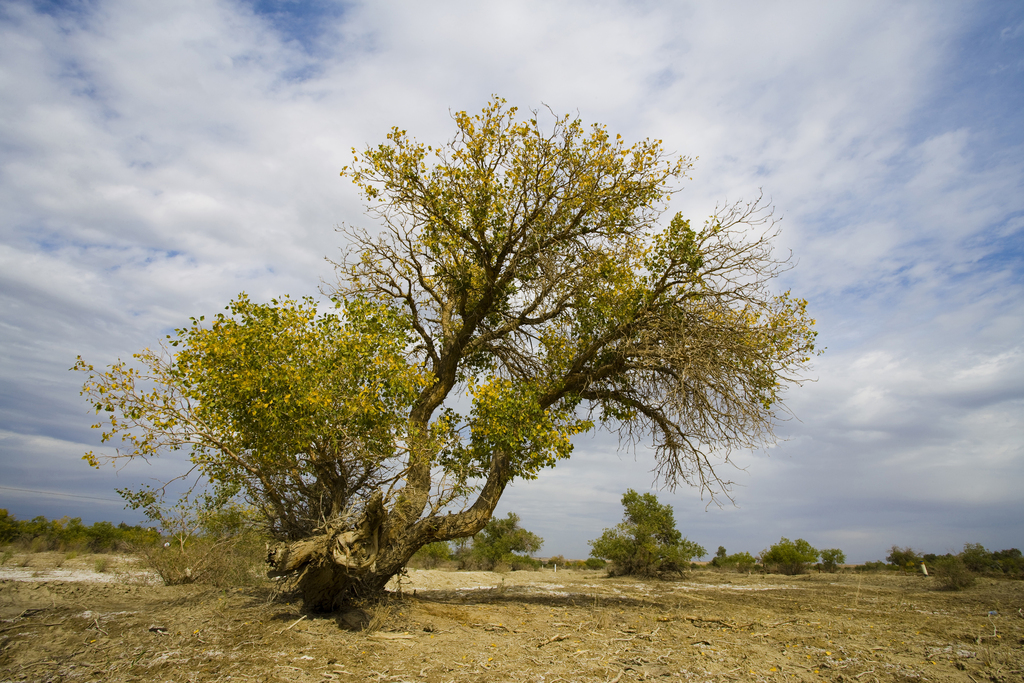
[0,566,1021,682]
[364,600,393,633]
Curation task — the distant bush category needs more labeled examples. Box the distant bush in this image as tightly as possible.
[456,513,543,571]
[0,509,161,552]
[585,558,606,570]
[759,538,819,575]
[818,548,846,573]
[855,560,887,572]
[886,546,922,571]
[546,554,568,568]
[992,548,1023,576]
[589,489,706,578]
[942,543,1022,579]
[710,547,756,572]
[408,541,452,569]
[507,555,541,571]
[932,555,976,590]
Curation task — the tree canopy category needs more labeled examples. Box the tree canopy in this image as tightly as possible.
[76,97,818,609]
[75,294,425,542]
[759,537,820,575]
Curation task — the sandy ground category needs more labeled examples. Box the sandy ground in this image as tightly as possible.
[1,552,1022,682]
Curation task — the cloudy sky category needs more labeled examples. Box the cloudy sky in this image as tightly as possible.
[1,0,1021,563]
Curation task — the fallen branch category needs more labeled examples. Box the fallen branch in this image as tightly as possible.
[368,632,415,640]
[538,634,569,647]
[0,620,66,634]
[769,618,797,628]
[277,615,307,634]
[681,615,747,629]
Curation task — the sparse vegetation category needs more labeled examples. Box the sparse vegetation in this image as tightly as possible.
[932,555,976,590]
[136,499,268,587]
[408,541,452,569]
[589,489,706,577]
[0,509,161,553]
[855,560,887,572]
[142,532,266,587]
[710,547,756,572]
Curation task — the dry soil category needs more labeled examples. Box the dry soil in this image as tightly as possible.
[1,552,1022,682]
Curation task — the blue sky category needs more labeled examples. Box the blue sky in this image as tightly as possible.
[1,0,1021,563]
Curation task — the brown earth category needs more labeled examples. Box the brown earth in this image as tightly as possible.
[1,552,1022,682]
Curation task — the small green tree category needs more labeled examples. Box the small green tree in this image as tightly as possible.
[819,548,846,573]
[959,543,994,573]
[0,509,21,545]
[992,548,1023,576]
[710,546,728,567]
[468,512,543,570]
[408,541,451,568]
[759,537,819,575]
[589,489,706,577]
[886,546,921,571]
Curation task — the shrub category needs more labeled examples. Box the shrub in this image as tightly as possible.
[959,543,995,573]
[710,547,756,572]
[932,555,976,590]
[508,555,541,571]
[143,531,266,587]
[992,548,1023,576]
[589,489,706,577]
[585,558,606,570]
[0,510,161,553]
[408,541,451,569]
[125,492,270,587]
[462,513,543,571]
[546,554,568,568]
[855,560,887,572]
[759,538,819,575]
[886,546,921,571]
[0,510,20,544]
[819,548,846,573]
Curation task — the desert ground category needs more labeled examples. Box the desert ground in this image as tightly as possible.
[1,552,1022,682]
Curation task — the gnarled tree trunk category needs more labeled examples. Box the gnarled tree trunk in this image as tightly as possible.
[267,449,513,613]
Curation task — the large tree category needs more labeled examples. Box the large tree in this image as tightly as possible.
[76,98,818,611]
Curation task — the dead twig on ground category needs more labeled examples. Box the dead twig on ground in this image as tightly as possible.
[681,615,752,629]
[538,633,569,647]
[277,614,306,634]
[0,620,66,633]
